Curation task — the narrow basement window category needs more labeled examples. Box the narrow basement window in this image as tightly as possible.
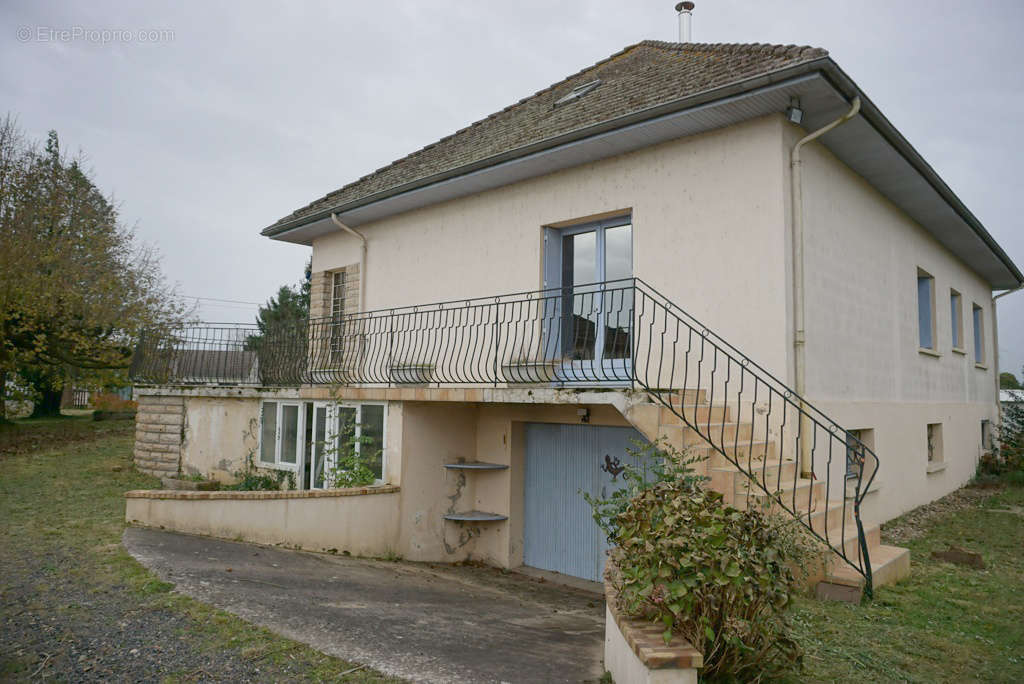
[845,428,875,480]
[927,423,944,465]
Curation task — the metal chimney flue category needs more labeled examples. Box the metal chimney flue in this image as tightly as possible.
[675,1,694,42]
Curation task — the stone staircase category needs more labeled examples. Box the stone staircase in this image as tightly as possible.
[625,389,910,601]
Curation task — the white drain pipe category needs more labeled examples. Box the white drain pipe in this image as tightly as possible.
[331,213,367,313]
[790,96,861,473]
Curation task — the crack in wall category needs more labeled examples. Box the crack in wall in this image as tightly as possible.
[442,470,480,554]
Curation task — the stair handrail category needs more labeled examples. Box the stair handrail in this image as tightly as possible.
[631,277,877,595]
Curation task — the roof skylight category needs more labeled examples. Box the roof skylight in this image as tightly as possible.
[554,79,601,106]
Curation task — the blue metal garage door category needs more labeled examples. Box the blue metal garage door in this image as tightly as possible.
[523,423,647,582]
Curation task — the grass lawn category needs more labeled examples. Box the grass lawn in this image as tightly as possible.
[0,415,395,681]
[790,484,1024,683]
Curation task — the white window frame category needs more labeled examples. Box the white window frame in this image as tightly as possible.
[917,268,937,353]
[322,401,388,487]
[972,303,986,367]
[950,289,964,353]
[258,400,304,471]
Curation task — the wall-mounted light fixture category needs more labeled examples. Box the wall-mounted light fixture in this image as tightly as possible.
[577,407,591,423]
[786,97,804,125]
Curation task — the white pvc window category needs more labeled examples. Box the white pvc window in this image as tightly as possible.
[950,290,963,350]
[310,402,387,488]
[258,400,303,470]
[917,269,935,350]
[972,304,985,365]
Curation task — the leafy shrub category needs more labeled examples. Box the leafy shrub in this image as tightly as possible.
[587,441,815,682]
[324,416,379,488]
[979,401,1024,485]
[227,454,295,491]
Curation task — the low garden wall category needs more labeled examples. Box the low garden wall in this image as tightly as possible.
[125,486,401,557]
[604,569,702,684]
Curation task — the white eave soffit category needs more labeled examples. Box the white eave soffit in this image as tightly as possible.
[273,71,1019,288]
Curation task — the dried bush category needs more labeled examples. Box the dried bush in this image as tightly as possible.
[90,392,136,412]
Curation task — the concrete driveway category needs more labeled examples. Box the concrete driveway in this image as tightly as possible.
[123,528,606,683]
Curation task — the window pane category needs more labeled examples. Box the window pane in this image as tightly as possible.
[604,224,633,360]
[360,404,385,480]
[336,406,357,469]
[973,306,983,362]
[563,230,597,360]
[917,276,933,349]
[313,406,327,489]
[951,293,961,348]
[280,404,299,464]
[260,402,277,464]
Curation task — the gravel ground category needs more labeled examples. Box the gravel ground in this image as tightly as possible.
[1,546,332,681]
[882,483,1000,545]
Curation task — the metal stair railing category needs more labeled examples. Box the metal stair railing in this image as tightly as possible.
[631,278,877,596]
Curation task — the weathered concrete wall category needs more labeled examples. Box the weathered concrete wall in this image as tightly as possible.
[125,487,401,557]
[395,402,480,562]
[134,395,185,476]
[180,396,260,481]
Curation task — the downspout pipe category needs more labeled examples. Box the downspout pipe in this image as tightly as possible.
[791,96,861,475]
[991,285,1023,418]
[330,213,367,313]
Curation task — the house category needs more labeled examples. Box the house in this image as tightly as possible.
[126,40,1021,600]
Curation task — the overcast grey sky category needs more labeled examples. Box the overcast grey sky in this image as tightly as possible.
[2,0,1023,376]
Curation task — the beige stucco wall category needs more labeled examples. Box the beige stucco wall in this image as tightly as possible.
[795,125,999,521]
[312,115,793,382]
[394,402,480,562]
[126,490,401,557]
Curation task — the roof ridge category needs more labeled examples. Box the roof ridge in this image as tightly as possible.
[637,39,828,58]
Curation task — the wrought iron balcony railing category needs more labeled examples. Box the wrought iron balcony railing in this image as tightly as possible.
[130,278,880,594]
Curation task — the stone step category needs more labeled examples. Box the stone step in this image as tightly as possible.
[707,459,797,505]
[732,477,826,514]
[824,524,881,559]
[818,544,912,600]
[665,389,708,406]
[658,421,753,448]
[804,499,857,536]
[689,440,777,465]
[659,404,731,425]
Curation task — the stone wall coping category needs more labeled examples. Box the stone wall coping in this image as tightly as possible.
[125,485,400,501]
[133,385,649,412]
[604,565,704,671]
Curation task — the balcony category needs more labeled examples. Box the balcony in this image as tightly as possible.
[130,279,640,388]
